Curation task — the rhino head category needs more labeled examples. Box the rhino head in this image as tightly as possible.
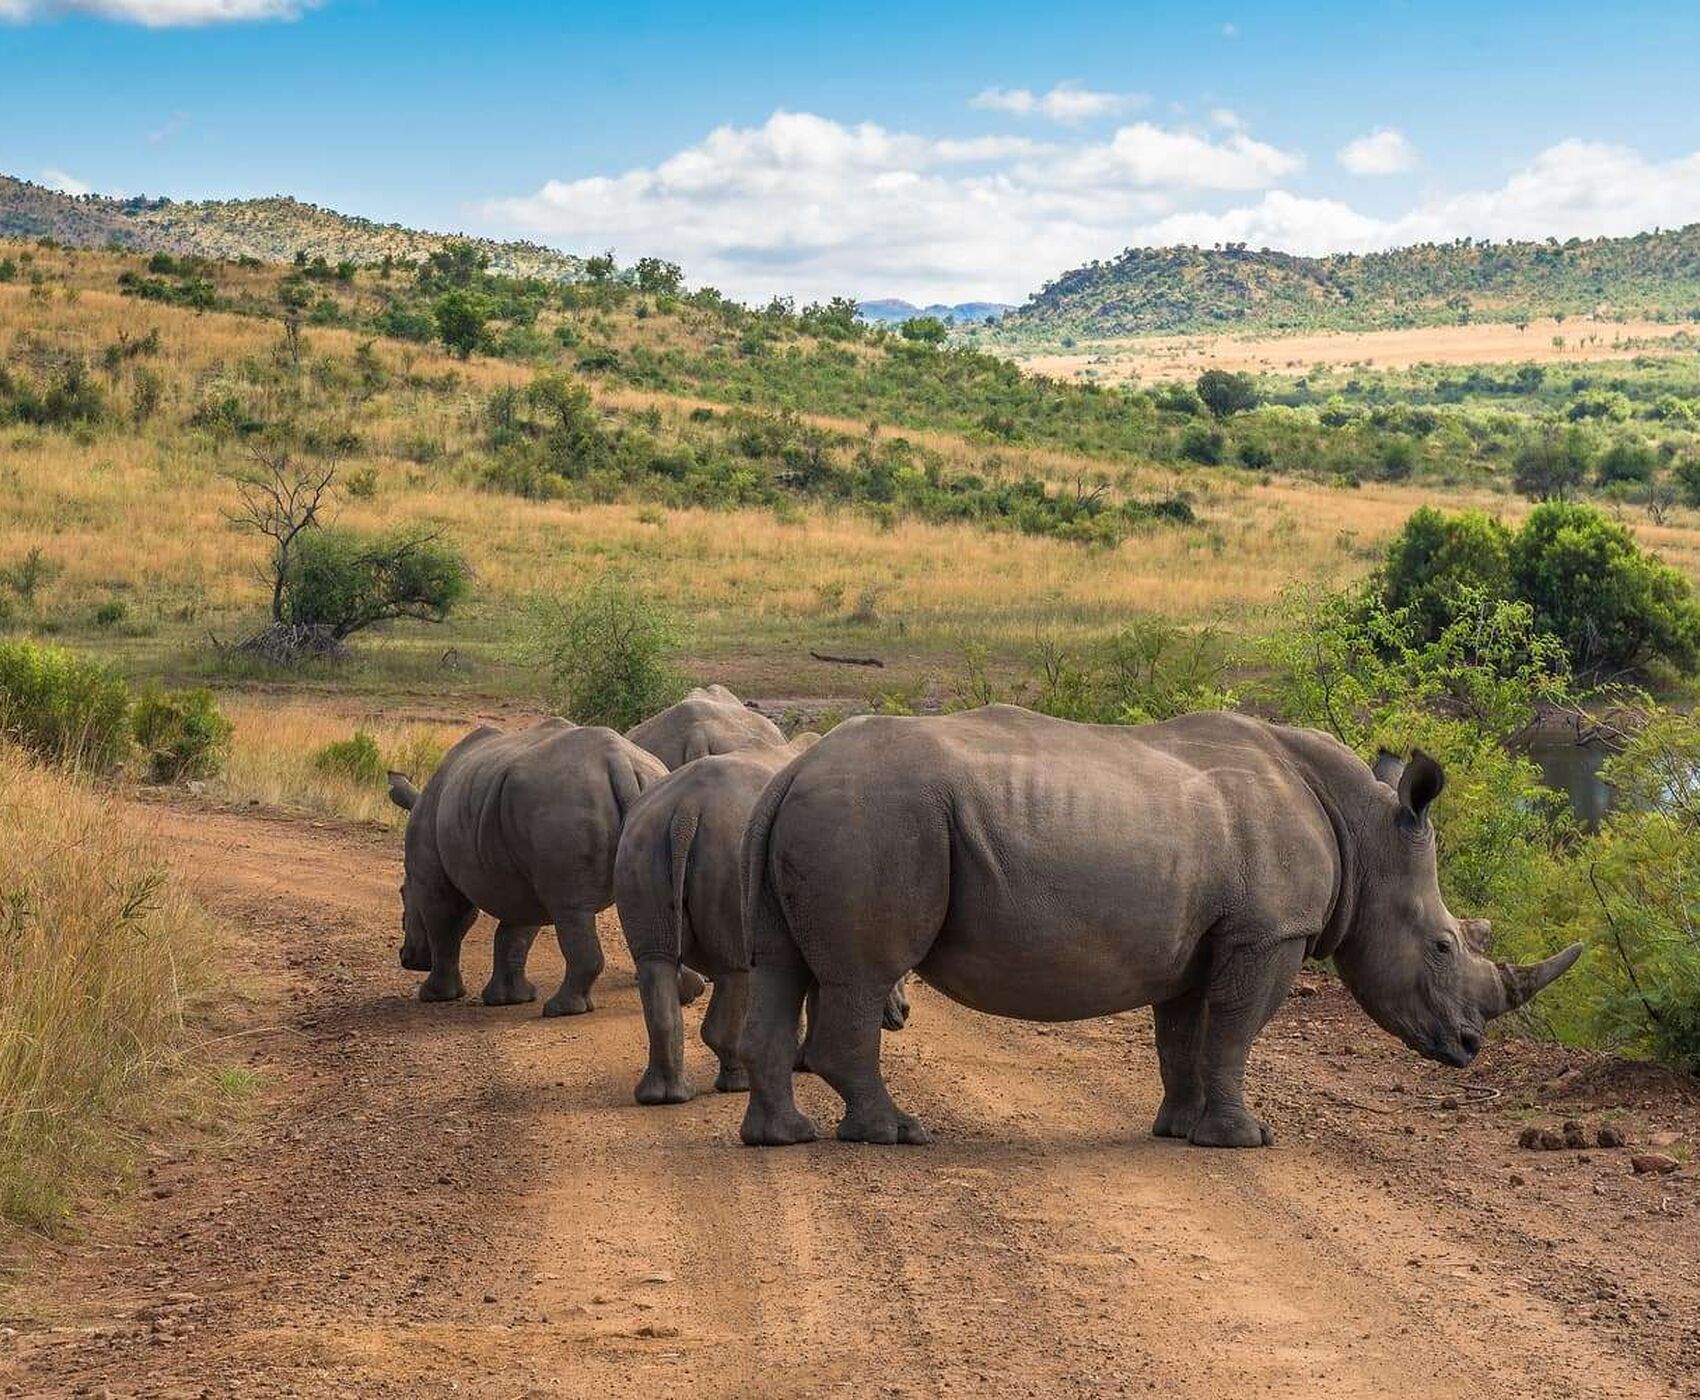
[1332,749,1582,1068]
[387,771,433,972]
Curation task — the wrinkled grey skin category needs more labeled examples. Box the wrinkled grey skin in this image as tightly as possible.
[625,685,786,771]
[612,736,908,1105]
[387,719,682,1017]
[738,705,1582,1149]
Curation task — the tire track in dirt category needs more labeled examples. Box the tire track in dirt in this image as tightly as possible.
[2,800,1693,1399]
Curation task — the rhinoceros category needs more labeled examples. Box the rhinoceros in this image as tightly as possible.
[736,705,1582,1149]
[387,718,683,1016]
[625,685,786,770]
[612,736,910,1105]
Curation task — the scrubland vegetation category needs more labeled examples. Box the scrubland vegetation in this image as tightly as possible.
[4,228,1700,1240]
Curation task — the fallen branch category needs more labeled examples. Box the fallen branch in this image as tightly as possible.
[810,650,884,669]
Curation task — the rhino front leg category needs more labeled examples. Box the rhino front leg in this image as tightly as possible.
[481,922,540,1006]
[701,970,750,1093]
[633,956,695,1104]
[419,904,477,1003]
[1189,938,1305,1148]
[1151,982,1207,1139]
[542,908,604,1017]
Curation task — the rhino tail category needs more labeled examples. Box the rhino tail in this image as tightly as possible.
[666,806,699,964]
[740,761,807,975]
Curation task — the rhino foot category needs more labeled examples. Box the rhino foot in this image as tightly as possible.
[1188,1105,1274,1149]
[713,1065,749,1094]
[740,1102,818,1147]
[480,978,538,1007]
[635,1068,697,1106]
[418,974,467,1003]
[1151,1096,1204,1139]
[543,992,594,1017]
[837,1106,930,1146]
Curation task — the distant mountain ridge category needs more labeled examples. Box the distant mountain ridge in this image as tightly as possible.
[0,175,584,281]
[1002,226,1700,339]
[858,298,1011,325]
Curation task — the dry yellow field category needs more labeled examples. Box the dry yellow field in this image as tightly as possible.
[1018,316,1690,384]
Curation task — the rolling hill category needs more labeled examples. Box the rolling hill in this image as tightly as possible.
[858,298,1012,325]
[999,226,1700,340]
[0,175,584,281]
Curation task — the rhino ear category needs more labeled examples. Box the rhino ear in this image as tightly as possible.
[1396,750,1445,828]
[387,771,421,812]
[1460,916,1493,952]
[1372,749,1405,789]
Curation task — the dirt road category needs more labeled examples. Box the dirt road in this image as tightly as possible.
[4,799,1697,1398]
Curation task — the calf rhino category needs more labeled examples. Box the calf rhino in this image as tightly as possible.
[613,737,909,1105]
[626,685,786,770]
[737,705,1582,1149]
[387,719,679,1016]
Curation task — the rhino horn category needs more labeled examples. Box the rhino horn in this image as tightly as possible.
[1495,943,1584,1013]
[387,771,421,812]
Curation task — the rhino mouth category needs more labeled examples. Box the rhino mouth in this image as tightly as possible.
[1416,1026,1481,1068]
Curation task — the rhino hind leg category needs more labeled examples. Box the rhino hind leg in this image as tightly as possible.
[739,946,819,1146]
[700,970,750,1093]
[542,908,605,1017]
[634,957,696,1105]
[1151,984,1208,1139]
[810,982,929,1146]
[1187,938,1305,1149]
[481,922,541,1006]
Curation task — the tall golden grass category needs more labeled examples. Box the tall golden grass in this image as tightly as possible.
[0,743,215,1232]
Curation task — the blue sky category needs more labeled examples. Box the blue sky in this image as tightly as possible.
[4,1,1699,302]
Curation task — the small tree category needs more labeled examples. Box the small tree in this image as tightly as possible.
[633,257,682,295]
[224,441,338,626]
[1195,369,1259,419]
[525,575,685,730]
[1512,429,1590,501]
[280,528,471,641]
[899,316,948,345]
[434,291,488,359]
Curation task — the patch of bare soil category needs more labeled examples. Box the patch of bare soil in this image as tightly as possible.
[3,799,1696,1398]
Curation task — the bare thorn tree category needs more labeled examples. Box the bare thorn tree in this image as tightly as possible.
[223,441,339,625]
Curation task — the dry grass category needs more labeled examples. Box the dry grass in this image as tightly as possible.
[213,697,464,825]
[0,743,216,1233]
[1017,316,1694,385]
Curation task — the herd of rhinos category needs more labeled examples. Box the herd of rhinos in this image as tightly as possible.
[384,685,1584,1149]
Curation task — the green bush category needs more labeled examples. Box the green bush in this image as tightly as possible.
[312,731,385,785]
[1195,369,1259,418]
[1378,507,1512,644]
[1510,501,1700,675]
[280,527,472,641]
[524,575,687,730]
[131,686,231,783]
[1594,439,1656,486]
[0,640,131,771]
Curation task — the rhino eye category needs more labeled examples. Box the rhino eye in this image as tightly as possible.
[1432,937,1455,955]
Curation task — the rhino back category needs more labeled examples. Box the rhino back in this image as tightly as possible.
[432,722,660,921]
[626,694,785,769]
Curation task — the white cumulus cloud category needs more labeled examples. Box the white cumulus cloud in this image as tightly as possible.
[970,83,1147,124]
[1338,127,1420,176]
[0,0,313,25]
[479,109,1303,304]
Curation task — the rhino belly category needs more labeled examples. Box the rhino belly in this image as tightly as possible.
[917,912,1198,1022]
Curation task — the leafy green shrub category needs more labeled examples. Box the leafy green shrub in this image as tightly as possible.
[1195,369,1259,418]
[131,686,231,783]
[312,731,385,785]
[1594,439,1656,486]
[524,575,686,731]
[1378,507,1512,643]
[92,598,126,629]
[1179,422,1225,465]
[1510,501,1700,675]
[0,640,131,771]
[280,527,472,641]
